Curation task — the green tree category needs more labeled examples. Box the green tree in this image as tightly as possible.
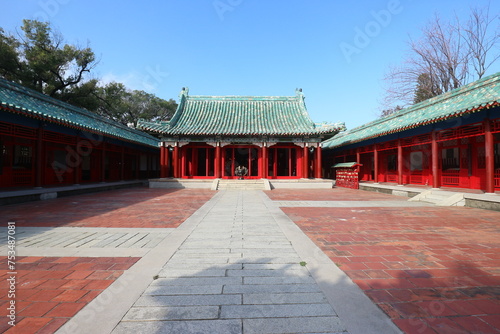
[0,20,177,125]
[95,82,177,127]
[0,28,22,81]
[0,20,98,108]
[413,73,439,104]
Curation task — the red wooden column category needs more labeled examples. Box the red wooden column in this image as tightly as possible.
[146,153,151,178]
[215,144,221,178]
[315,145,322,178]
[74,135,81,185]
[120,146,125,180]
[101,142,106,182]
[165,146,171,177]
[356,148,361,181]
[374,146,379,183]
[136,152,140,179]
[149,154,156,178]
[35,125,44,188]
[180,147,186,178]
[206,148,210,176]
[303,145,309,178]
[173,145,180,178]
[190,148,196,177]
[120,146,125,181]
[160,143,166,178]
[485,119,495,193]
[273,149,278,177]
[261,144,267,178]
[431,130,441,188]
[397,139,403,185]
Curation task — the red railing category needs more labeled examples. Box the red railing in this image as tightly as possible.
[493,119,500,133]
[386,172,397,183]
[437,124,484,141]
[495,169,500,189]
[44,130,75,145]
[410,171,423,184]
[13,171,34,185]
[442,170,460,187]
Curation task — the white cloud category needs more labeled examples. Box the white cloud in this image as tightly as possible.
[100,69,168,93]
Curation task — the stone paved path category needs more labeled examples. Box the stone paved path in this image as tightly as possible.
[112,190,350,334]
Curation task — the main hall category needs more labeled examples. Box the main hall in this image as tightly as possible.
[138,88,345,180]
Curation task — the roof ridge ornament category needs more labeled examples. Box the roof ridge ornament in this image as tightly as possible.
[295,88,305,102]
[179,87,189,97]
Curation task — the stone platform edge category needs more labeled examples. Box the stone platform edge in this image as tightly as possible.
[360,182,500,212]
[0,180,147,206]
[149,178,334,190]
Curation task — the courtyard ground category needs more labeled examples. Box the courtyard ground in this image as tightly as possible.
[0,186,498,333]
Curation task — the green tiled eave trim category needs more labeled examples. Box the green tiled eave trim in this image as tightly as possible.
[333,162,361,168]
[137,89,346,137]
[322,72,500,149]
[0,78,159,147]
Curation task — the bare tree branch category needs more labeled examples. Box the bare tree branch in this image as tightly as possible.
[463,4,500,79]
[381,5,499,115]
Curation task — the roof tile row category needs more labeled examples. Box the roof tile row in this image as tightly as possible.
[138,89,345,137]
[0,78,159,147]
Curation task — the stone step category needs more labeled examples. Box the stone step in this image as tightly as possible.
[424,194,450,201]
[216,180,265,190]
[409,190,465,206]
[218,181,262,183]
[218,186,263,188]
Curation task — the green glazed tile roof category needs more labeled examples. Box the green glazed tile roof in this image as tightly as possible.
[0,78,159,147]
[138,88,345,137]
[322,72,500,150]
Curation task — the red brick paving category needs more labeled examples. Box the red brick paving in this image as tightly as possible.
[276,189,500,334]
[0,256,139,334]
[1,188,214,228]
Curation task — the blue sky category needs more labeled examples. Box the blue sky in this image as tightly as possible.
[2,0,499,130]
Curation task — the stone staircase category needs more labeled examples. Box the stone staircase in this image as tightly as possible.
[408,189,465,206]
[214,179,269,190]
